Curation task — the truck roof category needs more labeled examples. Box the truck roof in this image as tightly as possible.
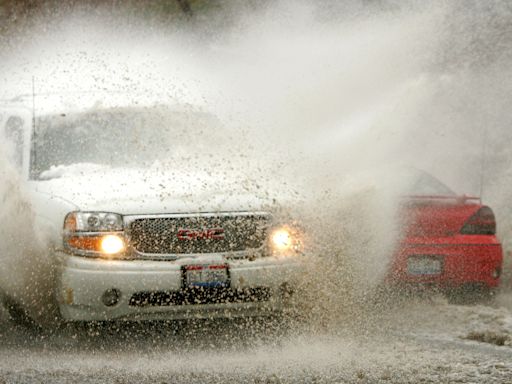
[0,90,193,117]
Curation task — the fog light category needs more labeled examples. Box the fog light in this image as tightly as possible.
[492,267,501,279]
[101,288,121,307]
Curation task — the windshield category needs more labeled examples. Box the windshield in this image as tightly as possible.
[30,106,219,179]
[408,171,456,196]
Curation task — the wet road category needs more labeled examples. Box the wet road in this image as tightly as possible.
[1,294,512,383]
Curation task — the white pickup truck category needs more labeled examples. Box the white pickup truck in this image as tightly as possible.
[0,95,304,324]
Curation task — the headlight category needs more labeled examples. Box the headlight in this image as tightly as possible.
[64,211,126,258]
[269,225,303,255]
[64,212,123,232]
[99,234,126,254]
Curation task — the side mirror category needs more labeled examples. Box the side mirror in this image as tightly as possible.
[4,116,25,169]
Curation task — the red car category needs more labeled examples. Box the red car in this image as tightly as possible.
[387,172,503,303]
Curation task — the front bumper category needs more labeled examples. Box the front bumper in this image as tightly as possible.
[57,253,303,321]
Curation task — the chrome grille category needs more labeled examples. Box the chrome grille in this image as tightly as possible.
[128,213,271,255]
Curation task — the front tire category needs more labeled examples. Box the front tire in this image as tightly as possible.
[3,297,42,331]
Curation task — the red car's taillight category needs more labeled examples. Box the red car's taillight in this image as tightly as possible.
[460,206,496,235]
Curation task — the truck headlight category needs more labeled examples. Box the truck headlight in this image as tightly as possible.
[64,212,126,258]
[99,234,126,254]
[272,229,293,250]
[64,212,123,232]
[269,225,303,255]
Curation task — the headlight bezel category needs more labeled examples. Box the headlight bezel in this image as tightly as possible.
[64,211,124,233]
[63,211,126,258]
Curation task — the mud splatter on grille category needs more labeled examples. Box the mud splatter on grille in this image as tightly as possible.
[128,213,271,255]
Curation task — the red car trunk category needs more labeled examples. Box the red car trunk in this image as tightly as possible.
[388,195,503,293]
[403,197,481,238]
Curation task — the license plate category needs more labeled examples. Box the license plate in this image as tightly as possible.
[184,265,229,288]
[407,256,442,275]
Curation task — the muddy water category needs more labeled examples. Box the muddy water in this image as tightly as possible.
[1,293,512,383]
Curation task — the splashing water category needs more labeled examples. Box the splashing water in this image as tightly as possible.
[0,0,511,342]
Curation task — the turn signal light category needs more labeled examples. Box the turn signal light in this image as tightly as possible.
[67,234,126,255]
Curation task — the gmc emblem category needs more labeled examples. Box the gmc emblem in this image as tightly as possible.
[177,228,225,240]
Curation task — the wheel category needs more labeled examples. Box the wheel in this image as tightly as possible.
[3,297,42,331]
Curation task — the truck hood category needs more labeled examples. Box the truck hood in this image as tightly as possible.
[29,167,294,215]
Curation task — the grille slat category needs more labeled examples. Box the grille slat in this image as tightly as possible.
[128,213,270,255]
[129,287,272,307]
